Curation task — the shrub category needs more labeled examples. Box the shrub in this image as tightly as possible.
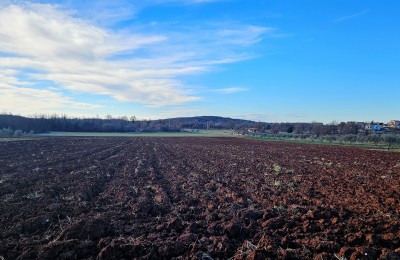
[383,135,397,149]
[369,134,381,145]
[341,134,357,143]
[357,135,367,143]
[0,128,14,138]
[14,130,23,138]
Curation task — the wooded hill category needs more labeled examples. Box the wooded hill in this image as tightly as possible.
[0,114,258,133]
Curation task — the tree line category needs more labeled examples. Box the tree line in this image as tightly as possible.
[0,113,257,133]
[253,121,364,135]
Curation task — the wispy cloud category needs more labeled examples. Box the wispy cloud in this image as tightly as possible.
[0,1,273,116]
[334,10,369,23]
[214,87,248,94]
[217,25,272,46]
[286,112,307,118]
[154,0,225,4]
[0,4,196,107]
[0,70,101,115]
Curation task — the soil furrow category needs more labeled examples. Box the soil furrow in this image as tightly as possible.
[0,137,399,259]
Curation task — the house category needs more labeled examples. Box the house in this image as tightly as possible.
[182,128,199,133]
[371,125,382,132]
[247,128,259,133]
[365,123,383,133]
[388,120,400,127]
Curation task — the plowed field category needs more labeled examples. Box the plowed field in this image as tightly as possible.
[0,137,399,259]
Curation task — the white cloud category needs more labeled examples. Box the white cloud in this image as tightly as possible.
[334,10,369,23]
[214,87,248,94]
[0,2,270,114]
[0,4,166,60]
[218,25,272,46]
[78,0,140,26]
[0,3,200,108]
[0,70,101,115]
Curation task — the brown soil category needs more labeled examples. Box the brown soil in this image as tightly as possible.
[0,137,399,259]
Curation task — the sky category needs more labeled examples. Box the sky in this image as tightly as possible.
[0,0,399,123]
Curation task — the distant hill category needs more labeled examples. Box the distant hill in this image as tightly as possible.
[162,116,257,129]
[167,116,253,123]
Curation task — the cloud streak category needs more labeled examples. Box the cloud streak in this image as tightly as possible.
[154,0,224,4]
[334,10,369,23]
[214,87,248,94]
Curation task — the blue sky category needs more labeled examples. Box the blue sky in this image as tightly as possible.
[0,0,399,123]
